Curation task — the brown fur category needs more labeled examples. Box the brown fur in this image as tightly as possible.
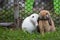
[37,10,56,35]
[49,18,56,32]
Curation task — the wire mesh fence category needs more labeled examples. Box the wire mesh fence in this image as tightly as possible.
[24,0,60,26]
[0,0,14,22]
[0,0,60,27]
[0,7,14,22]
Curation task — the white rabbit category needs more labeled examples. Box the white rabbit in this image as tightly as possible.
[22,13,39,33]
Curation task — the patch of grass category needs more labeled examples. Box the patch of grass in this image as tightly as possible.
[0,27,60,40]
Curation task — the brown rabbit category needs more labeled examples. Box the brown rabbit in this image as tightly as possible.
[37,10,56,35]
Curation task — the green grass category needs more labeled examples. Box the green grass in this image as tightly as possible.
[0,27,60,40]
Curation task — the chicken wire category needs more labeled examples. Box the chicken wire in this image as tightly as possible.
[0,0,14,22]
[0,0,60,26]
[21,0,60,26]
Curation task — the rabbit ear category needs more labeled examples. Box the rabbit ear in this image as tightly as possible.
[48,19,52,26]
[47,12,50,15]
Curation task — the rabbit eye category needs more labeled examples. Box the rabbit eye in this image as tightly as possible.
[32,16,34,18]
[46,13,48,15]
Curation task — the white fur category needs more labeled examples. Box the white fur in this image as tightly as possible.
[22,13,39,33]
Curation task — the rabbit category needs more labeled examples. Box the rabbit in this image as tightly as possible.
[37,10,56,35]
[22,13,39,34]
